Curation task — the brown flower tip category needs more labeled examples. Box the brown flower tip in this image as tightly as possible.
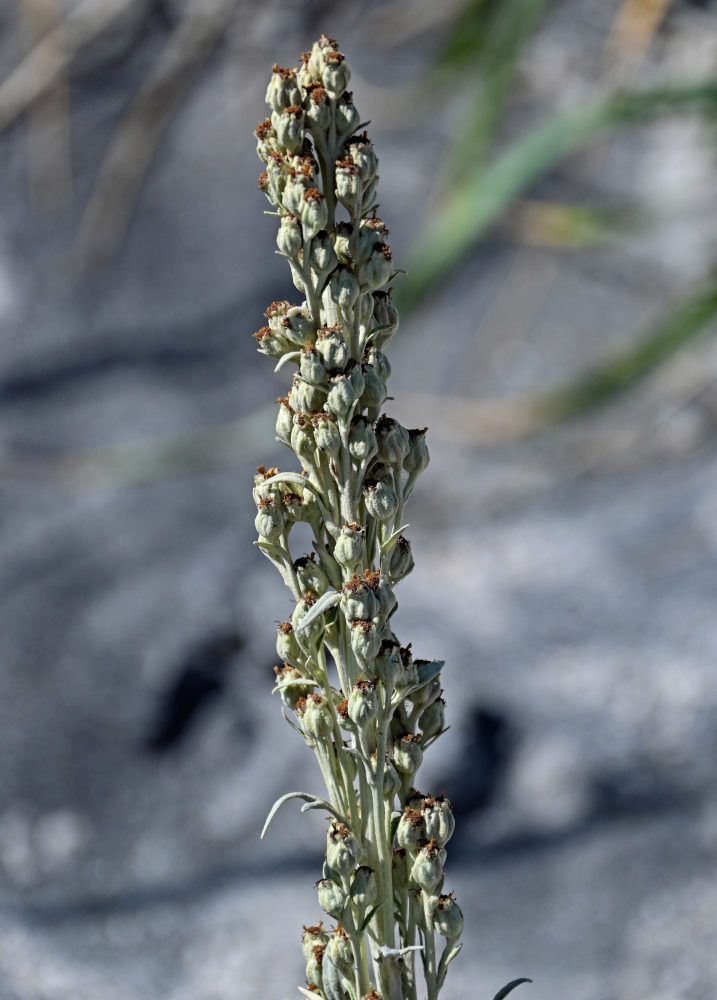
[363,569,380,590]
[277,621,293,634]
[380,243,392,261]
[325,49,345,65]
[307,84,328,104]
[304,187,323,203]
[265,300,290,318]
[272,63,296,79]
[404,807,423,828]
[337,698,349,719]
[305,983,320,993]
[284,104,304,117]
[355,677,375,693]
[401,733,422,745]
[363,990,382,1000]
[335,156,356,174]
[255,118,273,139]
[258,171,268,191]
[303,922,324,935]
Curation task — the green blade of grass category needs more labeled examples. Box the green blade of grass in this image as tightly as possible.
[397,78,717,312]
[441,0,553,179]
[535,284,717,422]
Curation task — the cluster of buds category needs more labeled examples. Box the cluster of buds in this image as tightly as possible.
[254,36,462,1000]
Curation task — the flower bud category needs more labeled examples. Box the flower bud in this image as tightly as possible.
[371,291,399,347]
[393,733,423,776]
[294,555,329,595]
[396,644,418,690]
[418,697,446,739]
[305,942,325,989]
[326,821,357,875]
[333,522,365,570]
[291,413,316,469]
[255,497,284,539]
[313,412,341,457]
[309,232,339,284]
[363,344,391,383]
[359,364,386,418]
[349,415,378,463]
[374,639,402,687]
[303,693,334,740]
[404,428,429,477]
[300,347,327,386]
[325,367,362,419]
[253,323,291,360]
[265,64,301,113]
[300,188,329,240]
[348,137,379,183]
[302,923,328,963]
[255,117,281,162]
[273,104,304,155]
[282,306,316,346]
[316,878,346,920]
[276,621,303,668]
[373,576,397,620]
[322,49,350,99]
[252,464,282,503]
[305,82,331,132]
[289,376,324,415]
[292,592,324,648]
[335,157,360,214]
[322,267,361,325]
[363,479,398,522]
[275,397,295,444]
[277,214,303,258]
[273,664,314,710]
[410,840,445,893]
[335,92,360,138]
[396,807,426,850]
[370,750,400,799]
[422,794,455,846]
[325,925,352,972]
[362,243,393,291]
[350,865,376,909]
[350,619,382,665]
[375,415,410,466]
[347,678,379,728]
[389,535,414,582]
[316,325,348,371]
[341,574,378,621]
[434,894,464,940]
[413,661,443,706]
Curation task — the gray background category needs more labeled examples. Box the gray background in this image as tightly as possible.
[2,1,717,998]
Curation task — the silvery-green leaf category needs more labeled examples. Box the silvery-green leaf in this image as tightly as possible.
[380,523,410,552]
[274,352,301,372]
[360,899,385,932]
[261,790,345,839]
[493,977,532,1000]
[295,589,340,632]
[321,954,345,1000]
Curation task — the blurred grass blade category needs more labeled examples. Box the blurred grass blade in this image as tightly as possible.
[440,0,552,178]
[397,78,717,311]
[536,284,717,422]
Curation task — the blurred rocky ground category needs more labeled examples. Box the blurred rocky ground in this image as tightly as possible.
[2,1,717,998]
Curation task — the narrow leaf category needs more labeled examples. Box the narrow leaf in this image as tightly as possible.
[398,79,717,311]
[360,899,385,932]
[260,790,344,839]
[535,284,717,422]
[294,589,340,632]
[493,978,533,1000]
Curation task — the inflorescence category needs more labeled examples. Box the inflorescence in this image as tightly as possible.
[253,35,462,1000]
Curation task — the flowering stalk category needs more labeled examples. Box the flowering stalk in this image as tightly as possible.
[253,35,462,1000]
